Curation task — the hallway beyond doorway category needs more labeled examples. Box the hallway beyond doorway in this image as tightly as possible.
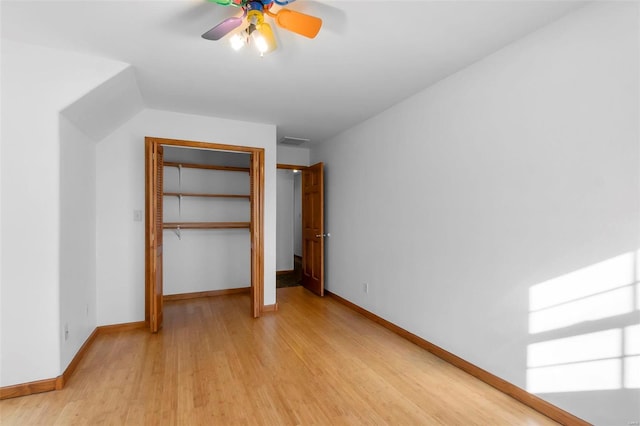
[276,255,302,288]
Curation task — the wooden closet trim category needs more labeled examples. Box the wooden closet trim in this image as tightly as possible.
[145,137,265,323]
[252,149,265,318]
[277,163,307,170]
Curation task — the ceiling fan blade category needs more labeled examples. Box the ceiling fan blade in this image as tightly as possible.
[202,17,243,40]
[274,9,322,39]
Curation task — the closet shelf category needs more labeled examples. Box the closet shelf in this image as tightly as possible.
[163,222,250,230]
[164,162,250,173]
[164,192,250,199]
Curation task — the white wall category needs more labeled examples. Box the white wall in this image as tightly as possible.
[277,145,310,166]
[311,3,639,425]
[1,40,277,386]
[0,14,4,386]
[0,40,128,386]
[276,169,294,271]
[96,108,277,326]
[163,166,251,294]
[276,145,308,260]
[59,116,97,372]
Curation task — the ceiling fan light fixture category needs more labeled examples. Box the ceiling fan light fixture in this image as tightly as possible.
[251,29,269,54]
[258,23,277,54]
[203,0,322,54]
[229,33,246,51]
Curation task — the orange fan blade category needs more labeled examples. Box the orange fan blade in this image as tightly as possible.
[275,9,322,39]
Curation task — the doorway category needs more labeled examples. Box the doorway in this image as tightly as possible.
[276,163,325,296]
[145,137,265,333]
[276,165,302,288]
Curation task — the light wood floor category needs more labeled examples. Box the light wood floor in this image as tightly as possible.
[1,287,558,425]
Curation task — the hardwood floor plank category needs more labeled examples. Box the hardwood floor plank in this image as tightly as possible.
[0,287,560,425]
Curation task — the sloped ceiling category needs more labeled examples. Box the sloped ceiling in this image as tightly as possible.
[61,67,144,141]
[1,0,585,144]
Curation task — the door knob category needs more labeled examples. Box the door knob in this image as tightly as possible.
[315,233,331,238]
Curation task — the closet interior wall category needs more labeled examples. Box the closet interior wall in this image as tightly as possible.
[163,150,251,296]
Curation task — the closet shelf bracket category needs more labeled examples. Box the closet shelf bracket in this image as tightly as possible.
[173,225,181,240]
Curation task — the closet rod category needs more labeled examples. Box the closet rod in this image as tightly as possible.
[164,162,250,173]
[164,192,250,199]
[163,222,250,230]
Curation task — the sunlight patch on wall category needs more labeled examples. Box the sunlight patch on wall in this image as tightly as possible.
[625,356,640,388]
[625,325,640,389]
[529,287,633,334]
[527,359,621,393]
[527,330,623,393]
[530,252,634,311]
[529,252,636,334]
[626,324,640,355]
[527,329,621,368]
[527,251,640,393]
[527,326,640,393]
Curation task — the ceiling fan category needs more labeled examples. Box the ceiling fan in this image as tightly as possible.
[202,0,322,55]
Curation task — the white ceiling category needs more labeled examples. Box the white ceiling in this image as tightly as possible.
[1,0,585,145]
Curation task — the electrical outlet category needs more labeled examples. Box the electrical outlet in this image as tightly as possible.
[133,210,143,222]
[363,283,368,293]
[64,323,69,341]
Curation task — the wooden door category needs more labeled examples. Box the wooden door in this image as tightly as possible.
[302,162,324,296]
[146,142,164,332]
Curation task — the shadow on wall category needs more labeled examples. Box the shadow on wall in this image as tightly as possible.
[526,251,640,422]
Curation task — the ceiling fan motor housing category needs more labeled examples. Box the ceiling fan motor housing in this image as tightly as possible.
[246,2,266,12]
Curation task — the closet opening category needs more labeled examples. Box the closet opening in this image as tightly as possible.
[145,137,265,333]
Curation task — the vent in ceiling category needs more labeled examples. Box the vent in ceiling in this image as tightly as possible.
[279,136,310,146]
